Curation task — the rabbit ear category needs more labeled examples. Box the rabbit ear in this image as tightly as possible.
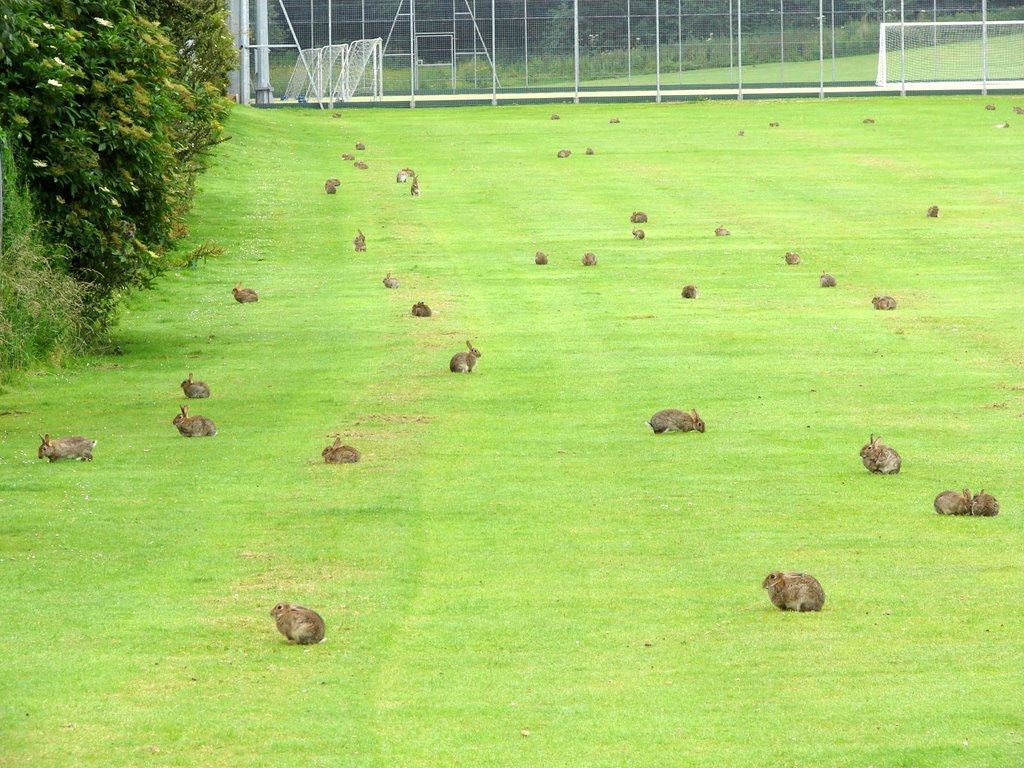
[691,409,699,420]
[40,434,49,444]
[180,405,189,416]
[466,340,473,350]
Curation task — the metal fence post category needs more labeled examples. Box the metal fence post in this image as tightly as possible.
[491,0,497,105]
[981,0,988,95]
[573,0,580,103]
[818,0,825,97]
[655,0,661,102]
[899,0,905,97]
[410,0,417,107]
[737,0,743,100]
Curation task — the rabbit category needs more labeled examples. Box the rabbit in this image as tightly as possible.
[172,405,217,437]
[557,149,571,158]
[38,434,96,462]
[534,251,548,265]
[180,372,210,399]
[353,160,368,170]
[324,178,340,194]
[411,301,432,317]
[762,572,825,612]
[632,228,645,240]
[646,408,704,434]
[926,205,939,218]
[550,113,560,120]
[630,211,648,224]
[322,438,361,464]
[872,296,897,310]
[449,340,481,373]
[353,230,366,252]
[1014,106,1024,115]
[714,225,731,236]
[970,490,1000,517]
[382,273,399,289]
[934,488,972,516]
[341,153,355,161]
[769,121,780,127]
[355,142,366,150]
[984,104,996,111]
[410,175,420,197]
[994,121,1009,129]
[737,130,745,136]
[271,603,325,644]
[582,252,597,266]
[609,117,621,124]
[785,251,801,265]
[396,169,410,183]
[863,118,876,124]
[681,285,698,299]
[232,283,258,303]
[859,434,901,474]
[820,273,837,288]
[585,147,595,155]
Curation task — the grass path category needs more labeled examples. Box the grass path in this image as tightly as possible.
[2,95,1024,767]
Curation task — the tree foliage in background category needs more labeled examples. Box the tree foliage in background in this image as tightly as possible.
[0,0,234,330]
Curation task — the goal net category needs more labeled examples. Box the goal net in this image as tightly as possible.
[283,38,383,103]
[877,21,1024,87]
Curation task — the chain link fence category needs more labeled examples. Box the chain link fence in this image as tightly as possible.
[233,0,1024,104]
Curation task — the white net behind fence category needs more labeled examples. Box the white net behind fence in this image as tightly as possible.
[877,21,1024,86]
[283,40,381,103]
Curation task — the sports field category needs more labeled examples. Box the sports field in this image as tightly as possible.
[3,96,1023,767]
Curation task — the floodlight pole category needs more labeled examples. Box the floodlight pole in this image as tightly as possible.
[254,0,273,104]
[898,0,906,97]
[410,0,417,108]
[573,0,580,103]
[238,0,251,104]
[491,0,497,105]
[818,0,824,98]
[779,0,785,81]
[981,0,988,95]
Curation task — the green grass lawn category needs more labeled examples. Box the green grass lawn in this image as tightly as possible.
[3,95,1024,767]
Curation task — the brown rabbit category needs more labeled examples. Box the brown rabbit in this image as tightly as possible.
[970,490,1000,517]
[737,130,745,136]
[714,225,731,236]
[582,252,597,266]
[872,296,897,310]
[353,230,366,252]
[646,408,704,434]
[355,142,366,150]
[609,117,621,124]
[769,121,780,127]
[763,572,825,612]
[984,104,996,111]
[180,372,210,399]
[341,153,355,161]
[934,488,972,516]
[632,228,645,240]
[557,149,571,158]
[411,301,432,317]
[271,603,325,644]
[172,405,217,437]
[324,178,340,194]
[820,273,837,288]
[322,437,361,464]
[550,113,560,120]
[410,175,420,197]
[382,273,399,289]
[863,118,876,124]
[926,205,939,218]
[681,285,698,299]
[38,434,96,462]
[630,211,648,224]
[232,283,259,303]
[449,340,481,373]
[534,251,548,265]
[1014,106,1024,115]
[396,169,411,183]
[353,160,368,170]
[859,434,901,474]
[785,251,801,265]
[585,147,595,155]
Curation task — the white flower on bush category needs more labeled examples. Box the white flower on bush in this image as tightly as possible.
[47,78,62,87]
[53,56,66,67]
[94,17,114,28]
[32,159,48,168]
[42,22,55,30]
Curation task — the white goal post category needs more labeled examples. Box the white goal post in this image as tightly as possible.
[877,21,1024,88]
[283,38,383,105]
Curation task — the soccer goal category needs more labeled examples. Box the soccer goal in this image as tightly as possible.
[876,21,1024,88]
[283,38,383,104]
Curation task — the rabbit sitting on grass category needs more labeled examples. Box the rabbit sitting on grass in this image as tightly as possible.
[970,490,1000,517]
[934,488,971,516]
[450,340,481,373]
[763,572,825,612]
[180,372,210,399]
[38,434,97,462]
[646,409,704,434]
[322,438,361,464]
[860,434,901,474]
[172,405,217,437]
[271,603,325,644]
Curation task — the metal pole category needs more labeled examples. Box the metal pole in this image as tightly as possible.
[655,0,661,102]
[981,0,988,95]
[573,0,580,103]
[818,0,824,97]
[729,0,735,83]
[410,0,416,107]
[898,0,905,97]
[362,0,366,40]
[677,0,682,85]
[239,0,251,103]
[932,0,937,79]
[627,0,632,85]
[779,0,784,81]
[523,0,529,87]
[254,0,273,103]
[491,0,497,105]
[327,0,333,108]
[737,0,743,99]
[830,0,835,82]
